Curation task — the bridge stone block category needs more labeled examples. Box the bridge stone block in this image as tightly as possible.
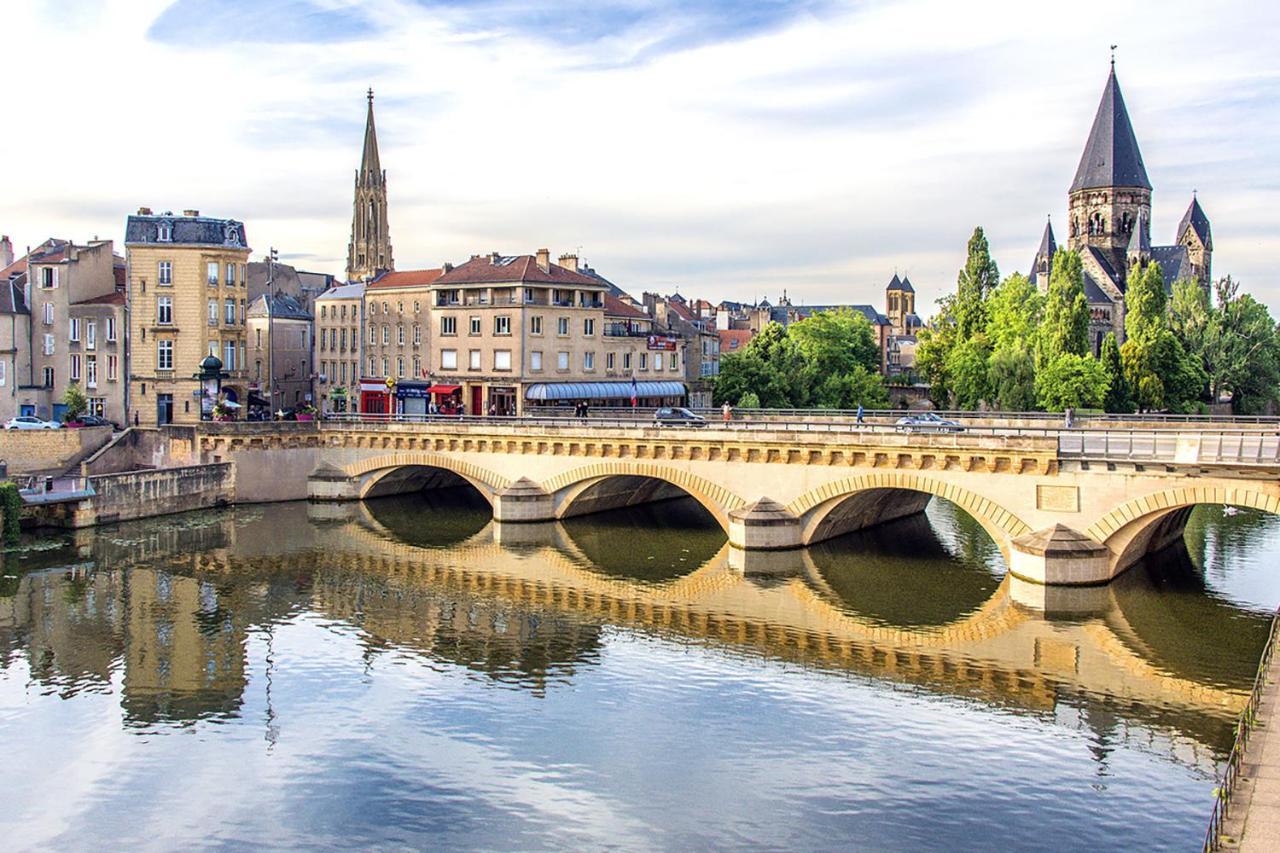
[728,498,802,551]
[1009,524,1111,586]
[493,477,555,523]
[308,463,359,501]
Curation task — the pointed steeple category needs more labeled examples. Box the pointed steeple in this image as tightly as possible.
[1031,217,1057,290]
[1176,195,1212,248]
[1070,67,1151,192]
[1037,217,1057,260]
[1126,212,1151,264]
[360,88,382,182]
[886,273,903,291]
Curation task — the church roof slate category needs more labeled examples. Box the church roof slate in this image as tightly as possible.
[1176,196,1212,246]
[1070,68,1152,192]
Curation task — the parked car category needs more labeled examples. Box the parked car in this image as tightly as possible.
[895,412,965,433]
[5,416,61,430]
[654,407,707,428]
[77,414,116,429]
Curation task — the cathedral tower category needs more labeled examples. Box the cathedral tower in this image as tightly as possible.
[1066,64,1151,279]
[346,89,393,282]
[1176,195,1213,291]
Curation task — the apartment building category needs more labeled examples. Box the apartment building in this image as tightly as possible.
[0,245,32,423]
[359,268,441,414]
[313,282,364,413]
[247,293,313,412]
[126,209,250,425]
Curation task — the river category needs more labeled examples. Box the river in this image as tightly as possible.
[1,492,1277,850]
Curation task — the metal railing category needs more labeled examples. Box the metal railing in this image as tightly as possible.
[686,407,1280,426]
[1205,604,1280,850]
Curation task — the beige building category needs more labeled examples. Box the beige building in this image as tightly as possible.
[247,293,313,413]
[359,268,441,414]
[126,209,251,425]
[314,282,365,413]
[0,248,33,424]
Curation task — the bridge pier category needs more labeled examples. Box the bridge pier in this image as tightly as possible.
[1008,524,1112,586]
[493,478,555,523]
[728,498,802,551]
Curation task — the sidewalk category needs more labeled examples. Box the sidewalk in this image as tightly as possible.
[1220,649,1280,849]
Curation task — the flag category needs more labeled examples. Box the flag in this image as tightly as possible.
[630,376,638,407]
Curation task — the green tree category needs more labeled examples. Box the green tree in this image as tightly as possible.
[62,383,88,422]
[945,335,993,410]
[985,272,1043,352]
[954,227,1000,341]
[1035,353,1109,412]
[1099,332,1132,413]
[812,365,889,409]
[737,391,761,408]
[914,295,957,407]
[1036,249,1089,368]
[1173,277,1280,411]
[789,307,880,375]
[987,340,1036,411]
[1121,261,1204,412]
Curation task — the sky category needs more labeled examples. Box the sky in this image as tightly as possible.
[4,0,1279,316]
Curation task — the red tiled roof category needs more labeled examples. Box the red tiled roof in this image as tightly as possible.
[435,254,605,287]
[0,257,24,280]
[718,329,754,352]
[604,293,649,319]
[367,268,444,289]
[75,291,126,306]
[667,299,696,321]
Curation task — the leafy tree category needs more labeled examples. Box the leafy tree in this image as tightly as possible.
[737,391,761,408]
[1124,259,1168,343]
[812,365,889,409]
[1099,332,1132,413]
[789,307,881,376]
[1036,249,1089,368]
[914,295,957,407]
[945,335,992,410]
[1121,261,1204,412]
[62,383,88,422]
[988,340,1036,411]
[954,227,1000,340]
[1172,277,1280,411]
[1035,353,1109,411]
[986,272,1043,352]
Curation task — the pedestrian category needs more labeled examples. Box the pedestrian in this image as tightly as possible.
[488,402,497,417]
[856,403,865,426]
[579,400,589,423]
[1064,406,1074,429]
[722,401,732,423]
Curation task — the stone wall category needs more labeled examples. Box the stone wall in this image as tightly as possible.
[80,426,200,476]
[0,426,112,476]
[81,463,234,526]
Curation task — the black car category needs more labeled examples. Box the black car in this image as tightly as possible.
[78,415,116,429]
[654,407,707,427]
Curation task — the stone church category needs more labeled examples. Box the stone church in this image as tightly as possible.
[1030,64,1213,353]
[346,89,394,282]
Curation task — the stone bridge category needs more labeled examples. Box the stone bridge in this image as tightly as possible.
[194,418,1280,587]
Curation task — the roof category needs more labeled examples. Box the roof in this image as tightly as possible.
[576,263,630,297]
[1034,218,1057,268]
[434,254,604,287]
[74,291,125,307]
[524,380,687,401]
[1151,245,1190,292]
[1127,216,1152,256]
[667,299,696,322]
[885,273,903,291]
[604,293,648,319]
[786,304,889,326]
[317,282,367,301]
[1070,68,1151,192]
[248,292,312,321]
[1083,246,1119,303]
[0,275,27,314]
[367,268,444,289]
[359,90,382,181]
[898,276,915,293]
[125,214,248,249]
[1176,196,1212,247]
[719,329,754,352]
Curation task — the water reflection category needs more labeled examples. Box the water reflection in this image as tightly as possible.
[1,496,1278,848]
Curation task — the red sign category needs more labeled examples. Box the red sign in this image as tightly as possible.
[647,335,677,351]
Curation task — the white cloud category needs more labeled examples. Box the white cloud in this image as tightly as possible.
[2,0,1278,315]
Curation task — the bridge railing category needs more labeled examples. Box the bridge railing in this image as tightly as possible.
[1058,430,1280,466]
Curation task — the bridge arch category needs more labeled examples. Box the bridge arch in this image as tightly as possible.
[344,452,510,502]
[1088,485,1280,576]
[787,473,1031,552]
[540,462,746,532]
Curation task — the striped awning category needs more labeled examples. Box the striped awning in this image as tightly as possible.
[524,381,687,401]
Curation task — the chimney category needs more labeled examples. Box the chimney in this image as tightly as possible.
[557,253,578,272]
[535,248,550,272]
[0,235,12,269]
[489,251,501,265]
[137,207,152,215]
[183,209,199,217]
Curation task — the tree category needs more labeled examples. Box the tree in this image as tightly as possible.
[62,383,88,423]
[1035,353,1109,412]
[1099,332,1132,413]
[988,340,1036,411]
[986,272,1043,352]
[812,365,889,409]
[954,227,1000,341]
[1172,277,1280,411]
[737,391,761,408]
[1121,261,1204,412]
[789,307,880,376]
[945,335,992,410]
[1036,248,1089,368]
[1124,260,1168,343]
[915,295,957,407]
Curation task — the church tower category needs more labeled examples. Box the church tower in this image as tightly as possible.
[346,89,393,282]
[1066,63,1151,279]
[1031,217,1057,292]
[1176,195,1213,291]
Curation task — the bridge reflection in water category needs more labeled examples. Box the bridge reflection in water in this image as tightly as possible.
[0,496,1270,761]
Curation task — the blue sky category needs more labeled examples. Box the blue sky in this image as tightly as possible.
[5,0,1280,315]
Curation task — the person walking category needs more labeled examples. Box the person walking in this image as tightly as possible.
[722,401,732,424]
[856,403,865,426]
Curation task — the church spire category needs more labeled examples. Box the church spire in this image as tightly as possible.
[1070,65,1151,192]
[347,88,393,282]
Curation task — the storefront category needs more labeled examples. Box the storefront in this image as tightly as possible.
[524,380,687,409]
[395,380,431,416]
[427,384,462,413]
[359,378,392,414]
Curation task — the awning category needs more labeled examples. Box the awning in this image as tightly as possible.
[427,384,462,394]
[221,400,242,409]
[248,394,271,407]
[524,380,687,401]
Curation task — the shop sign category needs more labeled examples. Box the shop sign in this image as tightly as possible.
[647,335,678,351]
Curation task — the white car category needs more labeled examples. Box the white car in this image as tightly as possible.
[5,416,61,430]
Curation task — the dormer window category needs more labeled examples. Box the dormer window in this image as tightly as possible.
[224,223,241,246]
[157,220,173,242]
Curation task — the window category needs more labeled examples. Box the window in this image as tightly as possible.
[382,301,389,315]
[70,318,81,342]
[207,262,219,285]
[583,318,595,336]
[469,349,481,370]
[43,303,54,325]
[158,261,172,285]
[0,361,6,386]
[557,351,570,370]
[413,301,420,314]
[226,263,236,285]
[494,316,511,336]
[157,221,172,242]
[530,315,543,335]
[86,321,96,349]
[412,355,421,376]
[557,317,569,336]
[441,349,458,370]
[397,325,405,345]
[43,366,54,387]
[382,325,390,345]
[71,354,82,381]
[86,356,97,388]
[107,355,118,381]
[224,340,236,370]
[107,317,117,341]
[225,299,236,324]
[469,316,481,336]
[158,297,173,325]
[531,350,543,371]
[40,267,57,288]
[396,356,404,377]
[654,353,663,371]
[397,301,403,315]
[89,397,105,417]
[640,353,648,370]
[43,334,55,355]
[584,351,595,370]
[606,352,615,371]
[441,316,457,336]
[494,350,512,371]
[623,352,632,370]
[157,340,174,370]
[381,356,388,376]
[255,329,262,348]
[240,300,246,324]
[340,362,348,383]
[368,324,376,345]
[670,352,678,371]
[340,328,347,351]
[368,357,376,375]
[413,324,421,346]
[208,299,218,325]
